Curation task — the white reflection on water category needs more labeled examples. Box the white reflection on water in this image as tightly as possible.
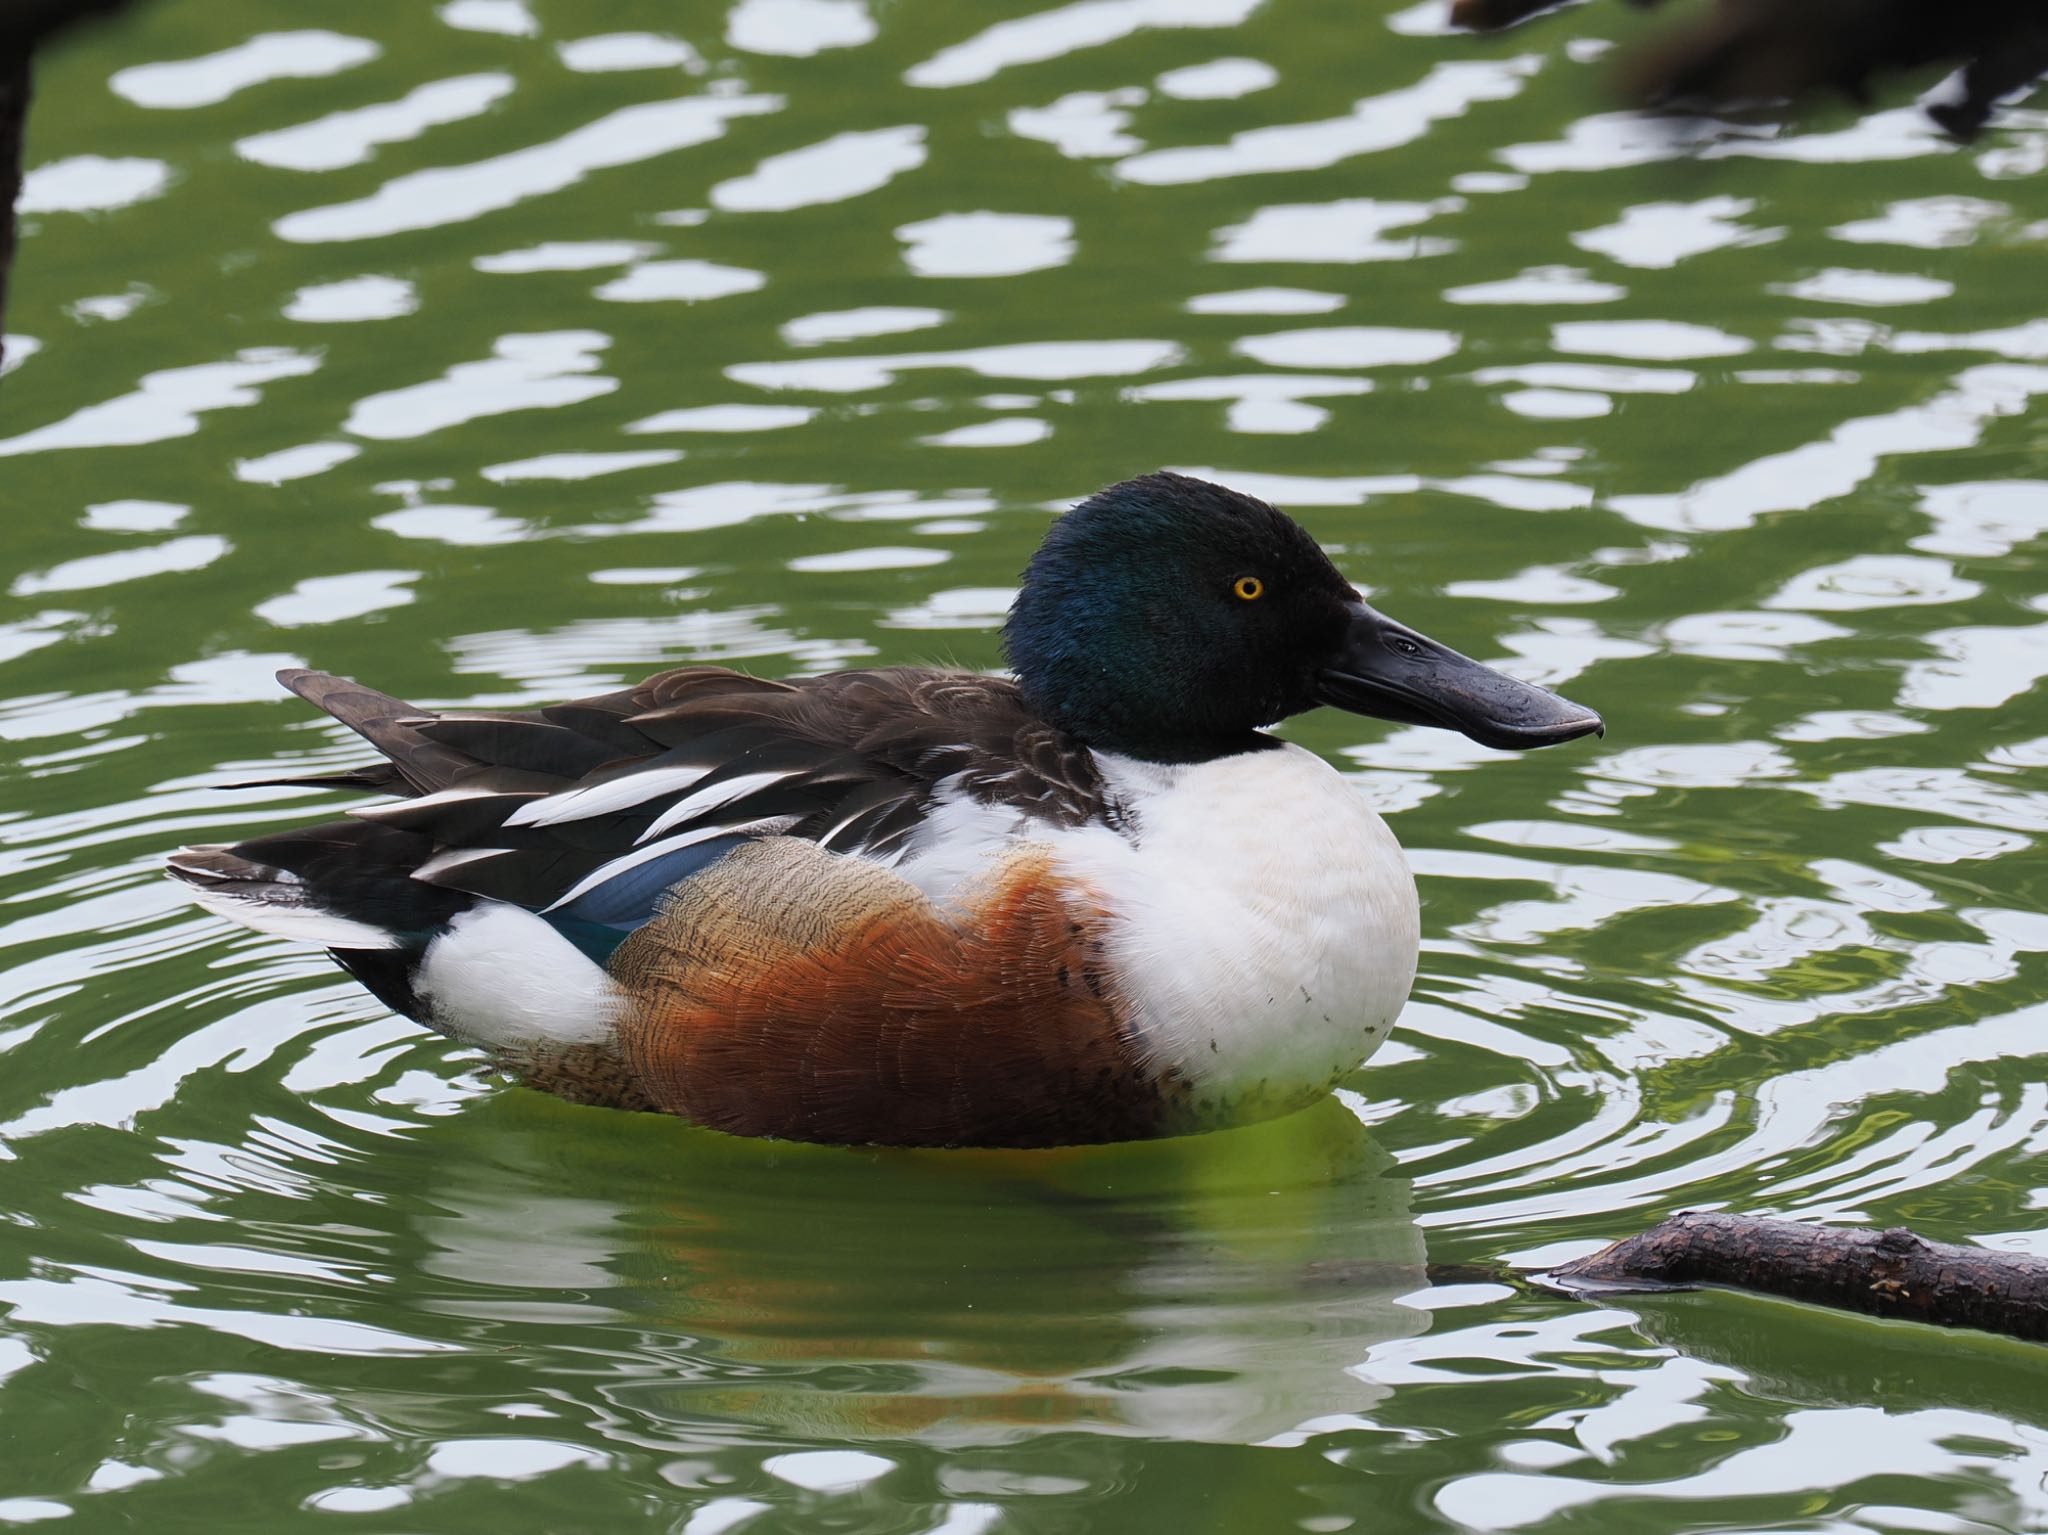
[1775,710,1929,744]
[1118,59,1536,185]
[1830,194,2009,248]
[254,572,420,628]
[473,240,656,273]
[727,0,877,58]
[1473,362,1692,396]
[906,0,1260,89]
[0,350,320,457]
[236,75,515,173]
[1912,480,2048,557]
[764,1452,892,1491]
[0,1269,452,1356]
[1446,566,1615,605]
[1553,319,1750,360]
[1236,325,1458,369]
[235,442,362,485]
[728,339,1179,392]
[594,260,765,303]
[1501,387,1608,419]
[627,403,816,432]
[883,586,1017,630]
[922,417,1051,447]
[110,31,377,110]
[482,450,683,482]
[17,156,171,214]
[558,33,703,74]
[343,331,615,440]
[787,547,950,573]
[1571,195,1782,269]
[439,0,537,38]
[1128,373,1371,435]
[1714,105,1954,165]
[1011,88,1148,159]
[275,94,782,242]
[781,307,947,346]
[1892,317,2048,361]
[1609,364,2048,533]
[445,609,871,690]
[80,501,187,533]
[897,213,1075,277]
[1186,286,1342,315]
[1765,554,1980,612]
[1154,57,1275,100]
[12,538,230,599]
[1500,111,1754,175]
[1774,267,1955,307]
[1442,1402,2048,1532]
[1445,266,1624,305]
[1171,466,1419,505]
[1897,610,2048,712]
[564,481,996,537]
[713,126,927,212]
[283,275,418,323]
[1884,830,2031,867]
[1211,196,1461,262]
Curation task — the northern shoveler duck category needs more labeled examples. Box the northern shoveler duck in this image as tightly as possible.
[170,472,1601,1147]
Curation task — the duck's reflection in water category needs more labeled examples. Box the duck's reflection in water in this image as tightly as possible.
[409,1093,1428,1448]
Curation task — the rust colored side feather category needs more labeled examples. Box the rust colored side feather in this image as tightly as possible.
[608,840,1179,1147]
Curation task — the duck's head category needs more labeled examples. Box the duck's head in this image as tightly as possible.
[1003,471,1603,764]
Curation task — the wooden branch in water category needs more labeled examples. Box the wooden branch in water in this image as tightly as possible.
[1451,0,2048,141]
[1548,1212,2048,1343]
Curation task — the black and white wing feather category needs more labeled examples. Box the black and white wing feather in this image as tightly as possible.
[186,665,1110,939]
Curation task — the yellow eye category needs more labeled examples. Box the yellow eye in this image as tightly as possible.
[1233,576,1264,601]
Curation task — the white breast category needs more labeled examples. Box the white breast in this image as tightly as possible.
[1049,744,1420,1124]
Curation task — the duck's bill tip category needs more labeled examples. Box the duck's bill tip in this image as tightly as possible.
[1316,602,1605,753]
[1461,705,1605,752]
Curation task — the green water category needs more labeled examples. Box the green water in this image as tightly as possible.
[4,0,2048,1529]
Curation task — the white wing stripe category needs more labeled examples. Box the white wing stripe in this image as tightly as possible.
[505,763,715,827]
[410,846,511,883]
[352,783,532,822]
[541,816,790,912]
[636,769,795,845]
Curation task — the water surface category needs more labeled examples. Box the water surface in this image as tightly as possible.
[4,1,2048,1530]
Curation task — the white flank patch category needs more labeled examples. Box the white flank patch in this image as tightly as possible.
[506,764,714,827]
[416,905,621,1048]
[1048,744,1420,1110]
[183,884,401,951]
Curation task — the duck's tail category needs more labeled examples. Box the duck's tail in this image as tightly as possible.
[168,816,477,1022]
[168,668,490,1019]
[168,670,644,1077]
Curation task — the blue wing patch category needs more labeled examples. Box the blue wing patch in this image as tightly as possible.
[540,833,753,962]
